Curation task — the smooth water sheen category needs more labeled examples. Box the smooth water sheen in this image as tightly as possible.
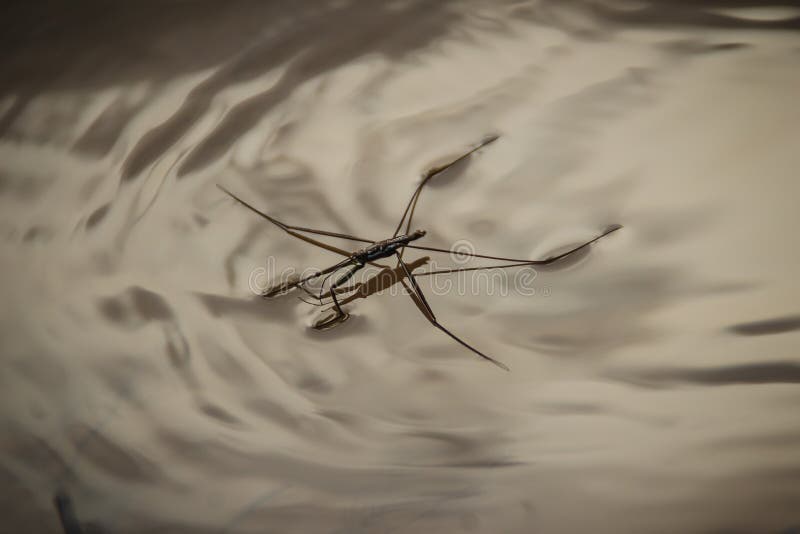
[1,2,799,533]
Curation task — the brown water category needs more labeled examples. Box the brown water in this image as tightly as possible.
[2,2,800,533]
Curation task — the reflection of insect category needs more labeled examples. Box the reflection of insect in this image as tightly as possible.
[218,135,621,370]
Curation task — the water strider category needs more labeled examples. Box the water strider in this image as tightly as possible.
[218,135,621,370]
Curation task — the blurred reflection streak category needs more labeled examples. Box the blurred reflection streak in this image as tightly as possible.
[611,361,800,387]
[72,95,148,156]
[120,0,472,180]
[535,401,676,427]
[53,490,84,534]
[3,0,796,95]
[327,490,475,534]
[220,484,291,534]
[525,0,800,35]
[727,315,800,337]
[98,287,191,366]
[194,292,296,324]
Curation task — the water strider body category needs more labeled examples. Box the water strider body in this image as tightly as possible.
[218,134,621,370]
[354,230,427,264]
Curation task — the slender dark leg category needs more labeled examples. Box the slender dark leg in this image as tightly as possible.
[263,258,352,298]
[392,135,499,238]
[315,271,339,300]
[313,264,363,330]
[217,185,375,259]
[412,225,623,274]
[295,259,367,300]
[392,135,500,276]
[297,279,362,306]
[328,283,346,318]
[395,252,509,371]
[329,265,362,316]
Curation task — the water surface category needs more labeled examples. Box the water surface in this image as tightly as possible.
[1,2,799,533]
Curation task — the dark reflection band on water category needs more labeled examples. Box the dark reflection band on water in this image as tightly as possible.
[1,1,800,533]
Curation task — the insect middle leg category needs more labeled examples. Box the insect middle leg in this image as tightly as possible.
[313,262,364,330]
[329,264,363,317]
[297,281,362,306]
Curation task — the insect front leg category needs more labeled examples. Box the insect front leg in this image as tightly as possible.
[297,280,363,306]
[313,263,363,330]
[263,258,351,299]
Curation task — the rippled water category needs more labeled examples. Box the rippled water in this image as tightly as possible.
[2,2,800,533]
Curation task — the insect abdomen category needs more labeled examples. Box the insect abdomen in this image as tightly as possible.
[363,243,401,261]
